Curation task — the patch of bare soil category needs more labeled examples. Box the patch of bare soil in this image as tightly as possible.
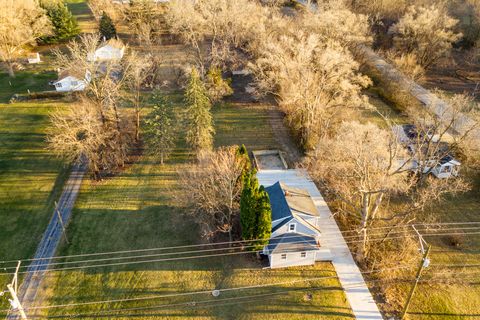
[424,51,480,97]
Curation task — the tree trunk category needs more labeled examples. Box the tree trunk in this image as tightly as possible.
[7,62,15,78]
[356,193,370,263]
[370,192,384,220]
[135,109,140,142]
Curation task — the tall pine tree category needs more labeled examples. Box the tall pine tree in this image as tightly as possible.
[99,12,117,40]
[144,95,176,165]
[184,68,214,152]
[40,0,79,44]
[240,167,272,250]
[254,186,272,249]
[240,170,258,241]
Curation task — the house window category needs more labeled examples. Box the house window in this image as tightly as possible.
[281,254,287,260]
[289,223,296,232]
[55,83,62,88]
[301,252,306,258]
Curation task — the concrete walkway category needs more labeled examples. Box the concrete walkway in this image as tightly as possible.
[257,169,383,320]
[8,161,87,319]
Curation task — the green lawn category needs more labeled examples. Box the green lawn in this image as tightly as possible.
[30,98,354,319]
[0,100,70,309]
[0,72,57,103]
[66,0,97,33]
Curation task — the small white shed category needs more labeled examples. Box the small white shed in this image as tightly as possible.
[27,53,41,64]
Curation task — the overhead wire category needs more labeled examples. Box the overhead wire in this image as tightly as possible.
[1,221,479,266]
[1,223,479,273]
[1,228,480,276]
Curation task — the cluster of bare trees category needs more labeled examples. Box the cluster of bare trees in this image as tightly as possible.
[47,34,146,178]
[179,146,248,242]
[0,0,51,77]
[306,92,479,262]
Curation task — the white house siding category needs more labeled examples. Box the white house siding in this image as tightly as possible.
[269,251,316,269]
[54,76,87,92]
[271,217,318,238]
[89,46,125,62]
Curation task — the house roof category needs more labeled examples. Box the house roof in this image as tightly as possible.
[266,233,319,254]
[99,38,125,50]
[265,182,319,222]
[55,70,82,82]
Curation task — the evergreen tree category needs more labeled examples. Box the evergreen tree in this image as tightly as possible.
[205,67,233,104]
[99,12,117,40]
[39,0,79,44]
[184,68,215,152]
[240,167,272,250]
[144,96,176,164]
[254,186,272,249]
[240,170,258,241]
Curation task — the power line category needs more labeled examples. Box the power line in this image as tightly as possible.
[1,264,414,313]
[7,269,480,318]
[3,222,480,270]
[4,224,479,271]
[2,221,479,266]
[1,222,479,271]
[2,229,479,276]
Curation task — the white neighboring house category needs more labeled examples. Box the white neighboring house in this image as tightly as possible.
[393,124,461,179]
[27,53,41,64]
[87,39,125,62]
[53,70,92,92]
[262,182,331,269]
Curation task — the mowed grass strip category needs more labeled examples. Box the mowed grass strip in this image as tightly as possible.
[39,98,354,319]
[0,100,70,309]
[66,0,97,34]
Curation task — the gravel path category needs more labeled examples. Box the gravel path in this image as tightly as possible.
[8,161,87,319]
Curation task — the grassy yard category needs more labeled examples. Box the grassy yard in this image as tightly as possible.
[66,0,97,33]
[27,97,354,319]
[0,99,70,309]
[0,72,57,103]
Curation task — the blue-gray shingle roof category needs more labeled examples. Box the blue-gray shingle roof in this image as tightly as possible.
[265,182,292,221]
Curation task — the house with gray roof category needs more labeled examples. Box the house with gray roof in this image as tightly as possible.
[263,182,330,268]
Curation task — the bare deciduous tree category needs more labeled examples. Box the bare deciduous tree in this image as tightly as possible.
[179,146,247,242]
[306,121,411,261]
[51,34,136,177]
[125,0,165,48]
[251,33,371,149]
[125,51,153,141]
[389,5,462,69]
[166,0,269,73]
[0,0,51,77]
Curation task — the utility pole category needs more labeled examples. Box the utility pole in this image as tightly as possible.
[401,226,432,319]
[55,201,70,245]
[7,261,28,320]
